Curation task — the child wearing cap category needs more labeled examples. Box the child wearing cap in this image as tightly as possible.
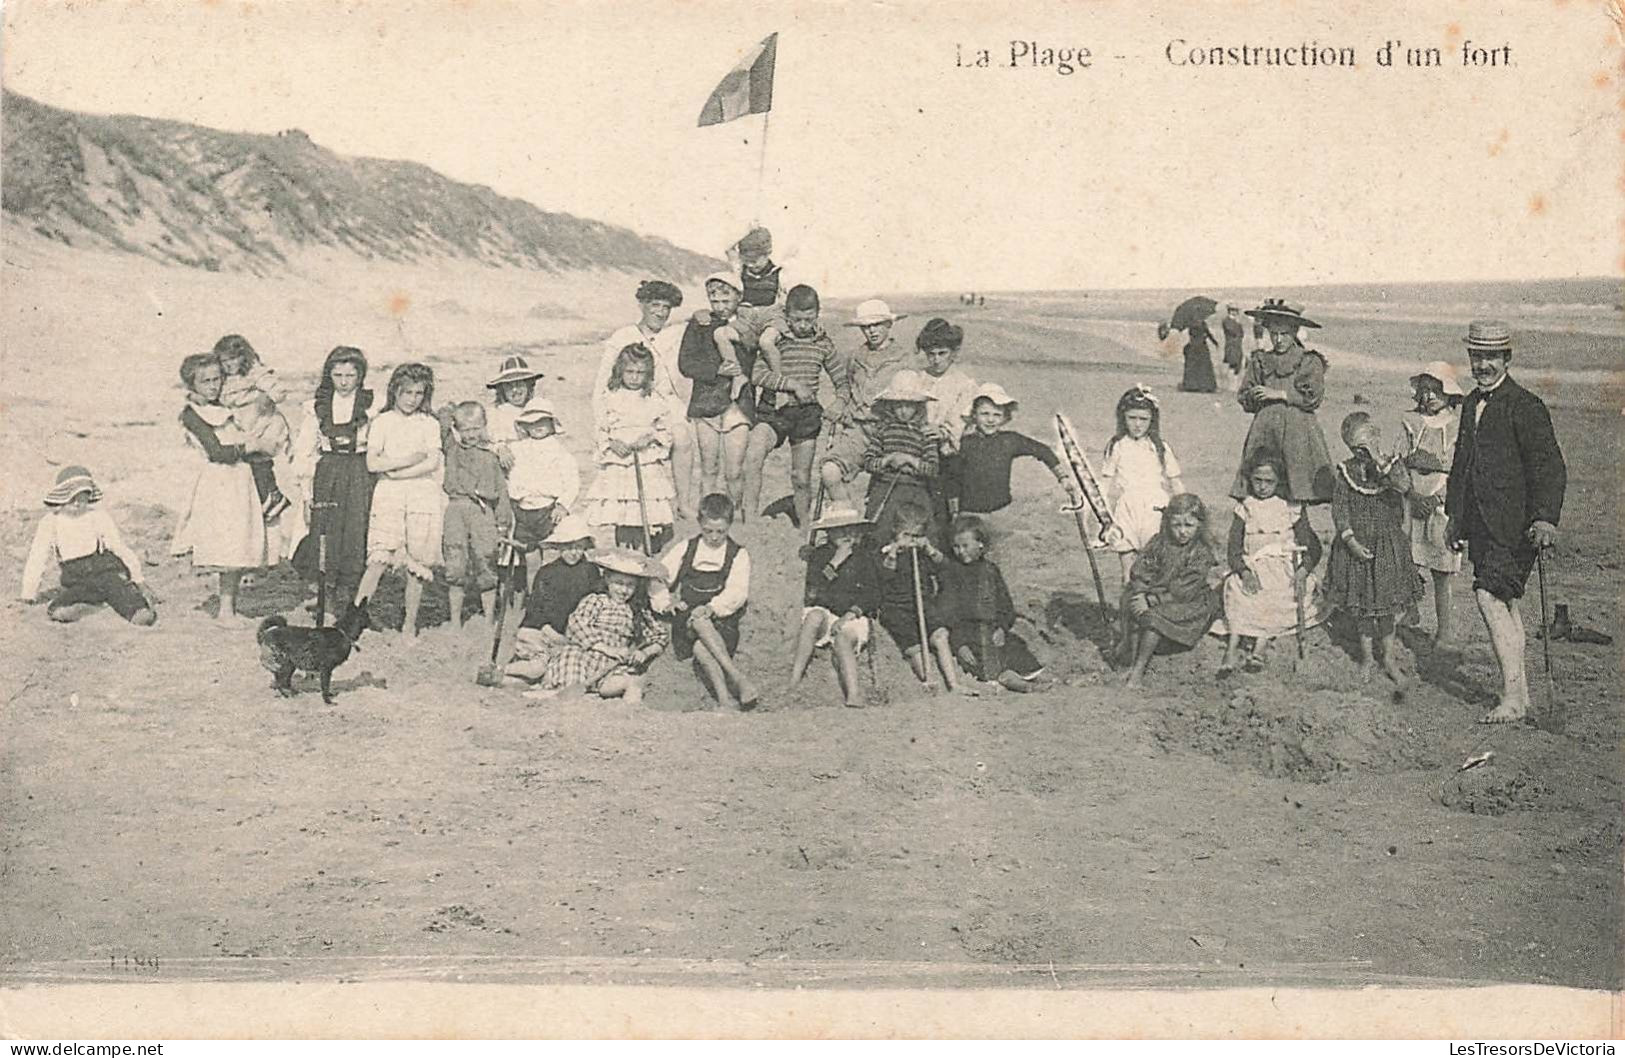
[21,467,157,626]
[950,383,1077,517]
[506,515,603,683]
[528,547,670,705]
[658,492,759,710]
[1400,361,1465,646]
[731,226,784,309]
[438,401,513,630]
[1100,384,1186,584]
[1327,411,1422,691]
[790,506,881,708]
[507,401,580,570]
[355,363,444,636]
[587,343,677,554]
[862,383,941,544]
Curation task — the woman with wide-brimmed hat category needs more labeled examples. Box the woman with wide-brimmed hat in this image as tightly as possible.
[1229,299,1335,506]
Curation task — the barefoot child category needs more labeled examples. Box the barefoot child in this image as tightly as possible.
[439,401,513,630]
[506,515,602,683]
[172,351,269,623]
[1219,452,1324,675]
[659,493,760,710]
[875,502,961,691]
[507,401,580,584]
[1099,384,1185,585]
[789,507,881,708]
[949,383,1077,517]
[862,383,940,544]
[1327,412,1422,689]
[1401,361,1464,646]
[938,516,1048,692]
[529,547,670,705]
[752,285,852,528]
[1119,494,1223,688]
[21,466,157,626]
[355,363,444,636]
[588,343,676,554]
[214,335,293,521]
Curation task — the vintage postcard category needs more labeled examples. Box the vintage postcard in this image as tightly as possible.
[0,0,1619,1040]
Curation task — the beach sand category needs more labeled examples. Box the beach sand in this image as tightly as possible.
[2,246,1620,992]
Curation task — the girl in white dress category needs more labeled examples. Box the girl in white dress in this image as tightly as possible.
[1400,361,1464,645]
[1099,384,1184,584]
[585,343,676,554]
[355,363,444,635]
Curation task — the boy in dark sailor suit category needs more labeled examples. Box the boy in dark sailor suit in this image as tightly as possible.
[1445,319,1566,725]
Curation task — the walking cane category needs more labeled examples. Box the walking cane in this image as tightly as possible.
[909,544,934,688]
[475,532,523,687]
[1535,547,1565,734]
[631,449,654,556]
[309,500,338,627]
[1291,543,1310,671]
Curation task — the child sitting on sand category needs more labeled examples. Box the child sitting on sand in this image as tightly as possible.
[214,334,292,522]
[439,401,513,630]
[1118,494,1223,689]
[1327,412,1422,691]
[659,493,759,711]
[862,383,941,544]
[1400,361,1465,646]
[526,547,670,705]
[20,466,157,626]
[789,507,881,708]
[1099,384,1185,585]
[937,516,1048,692]
[875,502,962,691]
[949,383,1077,517]
[1219,452,1324,675]
[506,515,602,683]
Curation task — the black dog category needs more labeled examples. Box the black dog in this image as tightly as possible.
[256,601,371,703]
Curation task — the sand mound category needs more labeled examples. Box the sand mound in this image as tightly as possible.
[1438,731,1623,817]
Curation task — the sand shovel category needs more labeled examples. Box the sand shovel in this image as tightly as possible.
[475,532,523,687]
[1290,542,1311,672]
[632,449,654,555]
[910,544,934,689]
[1534,547,1565,734]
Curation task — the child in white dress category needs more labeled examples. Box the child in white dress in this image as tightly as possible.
[355,363,444,635]
[1218,452,1325,674]
[586,343,676,555]
[1400,361,1465,646]
[1099,384,1184,584]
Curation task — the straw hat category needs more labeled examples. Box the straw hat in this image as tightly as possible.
[486,355,545,388]
[811,506,874,532]
[44,465,102,507]
[704,271,743,294]
[515,400,562,432]
[541,514,595,546]
[589,547,664,579]
[1245,299,1321,330]
[871,380,937,406]
[1463,319,1513,353]
[1409,360,1465,397]
[964,382,1018,419]
[844,299,908,327]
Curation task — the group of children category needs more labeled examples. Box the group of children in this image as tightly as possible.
[19,254,1466,709]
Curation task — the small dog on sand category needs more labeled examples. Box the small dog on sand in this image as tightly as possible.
[256,601,371,703]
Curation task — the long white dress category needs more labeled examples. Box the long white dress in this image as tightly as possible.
[1099,435,1181,553]
[1215,495,1326,638]
[585,389,675,530]
[171,403,269,571]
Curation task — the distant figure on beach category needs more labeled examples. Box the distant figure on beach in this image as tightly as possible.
[1221,305,1245,391]
[1445,320,1566,725]
[1178,315,1218,393]
[1230,300,1335,506]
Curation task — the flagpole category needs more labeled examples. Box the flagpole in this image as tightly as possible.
[753,108,772,226]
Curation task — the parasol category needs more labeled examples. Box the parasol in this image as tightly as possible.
[1169,295,1219,332]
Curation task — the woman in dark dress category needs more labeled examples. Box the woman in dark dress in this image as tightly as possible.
[1179,318,1219,393]
[292,346,376,621]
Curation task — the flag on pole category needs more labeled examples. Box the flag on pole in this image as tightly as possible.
[697,32,777,127]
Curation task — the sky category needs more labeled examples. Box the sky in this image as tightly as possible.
[2,0,1620,295]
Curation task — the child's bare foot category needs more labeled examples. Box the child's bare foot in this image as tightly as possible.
[1479,699,1528,725]
[1381,655,1404,685]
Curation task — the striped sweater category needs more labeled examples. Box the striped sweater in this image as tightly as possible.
[862,419,939,479]
[754,324,850,410]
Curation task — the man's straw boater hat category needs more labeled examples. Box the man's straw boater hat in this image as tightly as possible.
[1410,360,1465,397]
[1245,298,1321,330]
[964,382,1018,419]
[844,299,908,327]
[811,506,874,532]
[589,547,665,579]
[1463,319,1513,353]
[486,355,546,388]
[542,513,595,547]
[44,466,102,506]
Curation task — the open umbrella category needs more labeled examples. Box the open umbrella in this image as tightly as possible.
[1169,295,1219,332]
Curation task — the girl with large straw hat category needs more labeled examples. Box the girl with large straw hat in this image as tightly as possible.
[529,547,671,704]
[1230,299,1335,506]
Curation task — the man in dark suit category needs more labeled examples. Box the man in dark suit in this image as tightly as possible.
[1445,320,1566,724]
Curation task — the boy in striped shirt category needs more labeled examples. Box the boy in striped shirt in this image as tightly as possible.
[754,284,853,528]
[861,383,941,544]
